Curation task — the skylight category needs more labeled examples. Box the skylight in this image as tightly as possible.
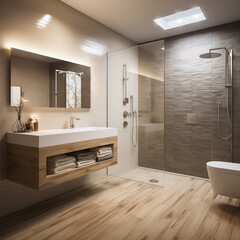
[154,7,206,30]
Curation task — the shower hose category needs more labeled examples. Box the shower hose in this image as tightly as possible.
[131,111,138,147]
[217,88,232,140]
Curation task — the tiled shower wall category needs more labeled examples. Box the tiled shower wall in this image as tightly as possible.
[138,41,165,171]
[165,22,240,178]
[138,76,164,170]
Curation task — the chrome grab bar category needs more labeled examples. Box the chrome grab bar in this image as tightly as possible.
[123,64,129,105]
[130,95,137,147]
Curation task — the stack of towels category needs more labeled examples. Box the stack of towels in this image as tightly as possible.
[47,154,76,174]
[47,147,113,175]
[67,150,96,167]
[90,146,113,162]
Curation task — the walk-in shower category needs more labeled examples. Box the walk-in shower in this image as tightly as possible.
[108,40,165,186]
[200,48,233,140]
[107,38,234,184]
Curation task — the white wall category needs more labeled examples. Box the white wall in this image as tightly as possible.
[0,0,134,217]
[108,46,139,175]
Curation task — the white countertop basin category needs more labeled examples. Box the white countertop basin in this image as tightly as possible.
[7,127,118,148]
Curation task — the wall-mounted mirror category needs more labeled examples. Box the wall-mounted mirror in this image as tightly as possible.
[10,48,91,108]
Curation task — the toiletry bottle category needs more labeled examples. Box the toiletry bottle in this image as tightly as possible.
[29,118,34,132]
[25,122,32,132]
[34,118,39,131]
[30,117,39,131]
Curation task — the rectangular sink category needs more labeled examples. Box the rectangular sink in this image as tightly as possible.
[7,127,118,148]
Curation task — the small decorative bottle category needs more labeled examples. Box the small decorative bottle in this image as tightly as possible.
[30,117,39,131]
[34,118,39,131]
[12,91,28,133]
[25,122,33,132]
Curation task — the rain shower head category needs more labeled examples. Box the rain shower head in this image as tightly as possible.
[199,52,221,58]
[199,47,231,59]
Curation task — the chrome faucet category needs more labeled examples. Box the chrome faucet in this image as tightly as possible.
[70,116,80,128]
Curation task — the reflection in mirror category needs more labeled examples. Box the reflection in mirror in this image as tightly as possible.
[10,48,91,108]
[55,70,84,108]
[11,86,22,106]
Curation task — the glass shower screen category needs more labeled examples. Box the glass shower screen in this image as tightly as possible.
[107,40,165,186]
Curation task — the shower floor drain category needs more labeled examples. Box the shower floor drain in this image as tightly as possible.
[149,179,159,183]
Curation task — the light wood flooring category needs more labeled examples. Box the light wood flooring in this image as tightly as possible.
[0,175,239,240]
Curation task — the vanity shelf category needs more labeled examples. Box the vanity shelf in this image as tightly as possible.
[7,135,117,190]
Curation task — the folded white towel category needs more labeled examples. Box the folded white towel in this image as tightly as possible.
[78,160,95,164]
[77,156,96,161]
[47,154,76,167]
[78,152,95,157]
[90,147,112,155]
[76,160,95,168]
[98,150,112,155]
[47,158,76,167]
[96,151,113,158]
[47,162,76,174]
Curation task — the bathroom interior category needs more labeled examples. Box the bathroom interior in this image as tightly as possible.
[0,0,240,239]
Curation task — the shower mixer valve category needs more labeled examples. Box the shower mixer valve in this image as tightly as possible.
[123,111,129,118]
[123,121,128,128]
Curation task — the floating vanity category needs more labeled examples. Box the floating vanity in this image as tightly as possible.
[7,127,118,190]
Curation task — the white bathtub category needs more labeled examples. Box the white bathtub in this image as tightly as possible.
[207,161,240,199]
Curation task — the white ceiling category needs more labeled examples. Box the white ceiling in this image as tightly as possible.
[60,0,240,44]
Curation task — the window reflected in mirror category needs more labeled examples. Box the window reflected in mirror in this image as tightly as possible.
[55,70,84,108]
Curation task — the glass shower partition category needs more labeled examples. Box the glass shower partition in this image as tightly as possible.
[107,40,165,186]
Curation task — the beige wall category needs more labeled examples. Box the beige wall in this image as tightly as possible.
[0,0,134,217]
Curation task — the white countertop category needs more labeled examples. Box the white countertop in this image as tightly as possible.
[7,127,118,148]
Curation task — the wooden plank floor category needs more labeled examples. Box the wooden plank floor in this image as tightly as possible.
[0,176,239,240]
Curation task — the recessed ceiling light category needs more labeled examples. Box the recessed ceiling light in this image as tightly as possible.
[154,7,206,30]
[37,14,52,29]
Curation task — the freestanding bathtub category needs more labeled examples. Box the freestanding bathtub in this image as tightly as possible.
[207,161,240,199]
